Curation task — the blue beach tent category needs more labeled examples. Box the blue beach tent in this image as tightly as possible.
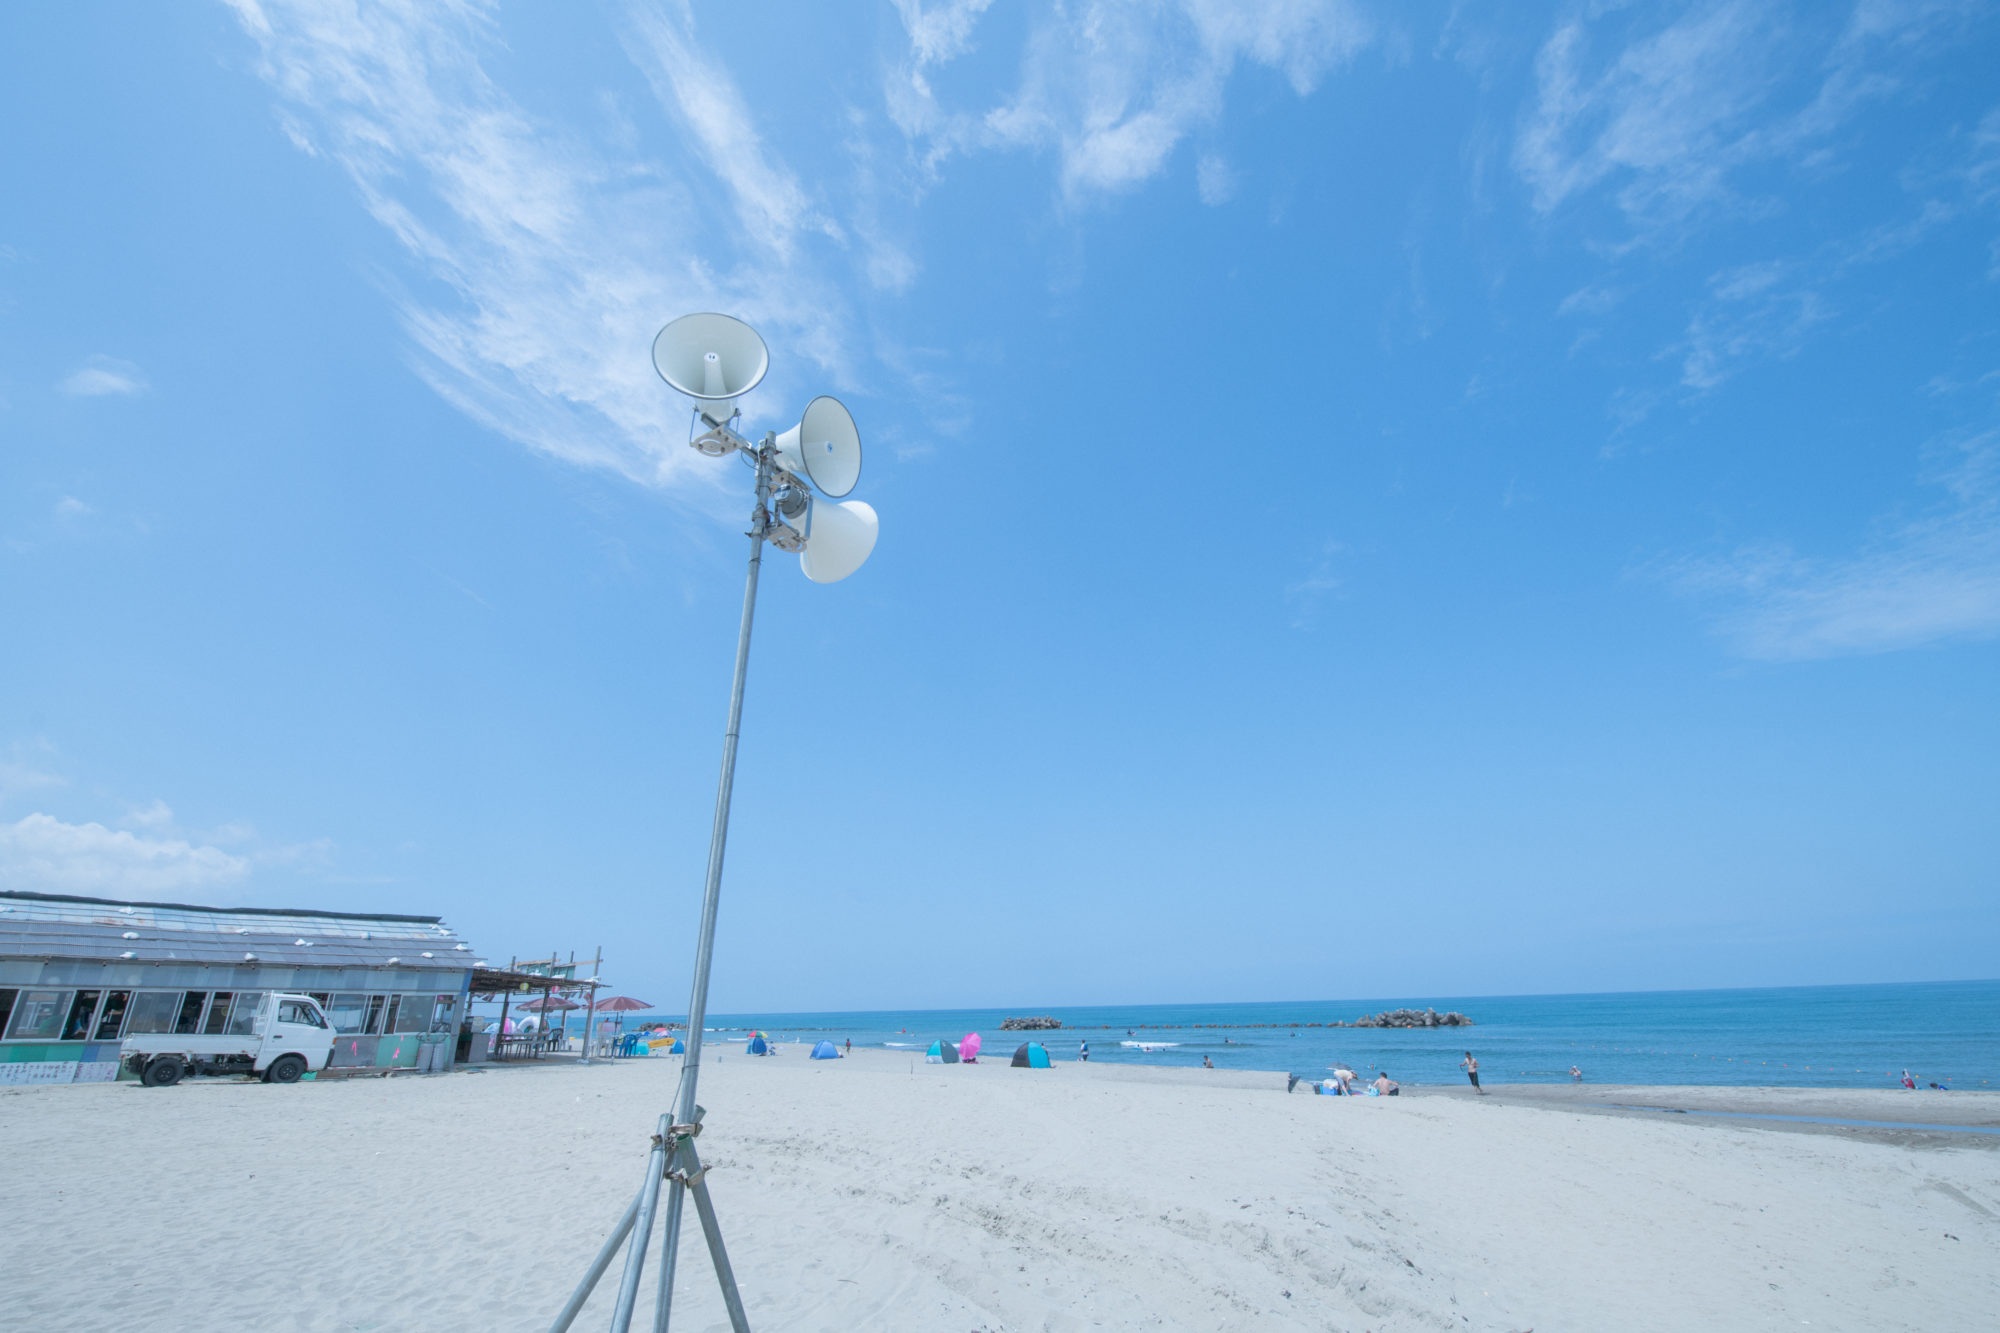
[1010,1042,1051,1069]
[746,1032,769,1056]
[668,1038,685,1054]
[810,1040,840,1059]
[925,1039,960,1064]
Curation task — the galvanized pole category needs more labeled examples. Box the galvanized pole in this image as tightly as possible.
[652,440,772,1332]
[607,1113,672,1331]
[579,945,602,1063]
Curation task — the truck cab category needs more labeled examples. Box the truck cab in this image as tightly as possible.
[121,991,336,1086]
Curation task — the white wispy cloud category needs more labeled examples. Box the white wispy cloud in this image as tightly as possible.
[1285,537,1345,629]
[1663,431,2000,659]
[1679,259,1829,389]
[894,0,997,68]
[893,0,1370,202]
[0,813,251,899]
[1196,153,1237,205]
[58,355,149,397]
[224,0,856,497]
[1514,2,1964,236]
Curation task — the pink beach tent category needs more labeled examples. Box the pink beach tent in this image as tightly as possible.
[959,1032,982,1063]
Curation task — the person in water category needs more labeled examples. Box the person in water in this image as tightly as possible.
[1202,1054,1214,1069]
[1079,1040,1089,1062]
[1461,1051,1482,1093]
[1570,1065,1583,1082]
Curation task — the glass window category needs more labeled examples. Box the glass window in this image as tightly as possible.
[0,989,17,1037]
[363,994,386,1034]
[174,991,208,1035]
[5,989,71,1040]
[430,995,458,1031]
[225,993,267,1037]
[305,992,331,1008]
[93,991,132,1041]
[383,995,403,1033]
[203,993,234,1035]
[124,991,180,1035]
[326,993,368,1034]
[277,999,326,1027]
[392,995,428,1033]
[62,990,102,1042]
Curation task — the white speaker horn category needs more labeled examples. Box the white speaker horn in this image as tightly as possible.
[774,395,862,498]
[652,313,770,406]
[799,498,879,584]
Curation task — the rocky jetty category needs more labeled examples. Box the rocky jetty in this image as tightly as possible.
[1341,1007,1473,1029]
[999,1015,1063,1031]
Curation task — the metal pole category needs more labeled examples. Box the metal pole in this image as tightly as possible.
[608,1114,673,1332]
[546,1191,641,1333]
[651,1179,686,1333]
[672,441,771,1125]
[690,1172,751,1333]
[649,441,770,1333]
[580,945,602,1063]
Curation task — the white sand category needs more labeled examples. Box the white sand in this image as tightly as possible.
[3,1049,1995,1332]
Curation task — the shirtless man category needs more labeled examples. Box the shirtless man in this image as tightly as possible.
[1460,1050,1483,1093]
[1372,1072,1398,1096]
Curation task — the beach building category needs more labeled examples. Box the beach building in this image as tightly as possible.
[0,889,483,1084]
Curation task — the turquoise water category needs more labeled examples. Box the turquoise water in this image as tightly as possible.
[689,980,1998,1089]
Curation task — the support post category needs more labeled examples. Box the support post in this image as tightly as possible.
[672,440,771,1126]
[608,1114,673,1332]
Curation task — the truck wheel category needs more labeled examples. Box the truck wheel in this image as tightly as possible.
[141,1056,184,1088]
[266,1054,307,1084]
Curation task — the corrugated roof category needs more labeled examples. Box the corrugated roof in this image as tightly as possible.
[0,890,483,969]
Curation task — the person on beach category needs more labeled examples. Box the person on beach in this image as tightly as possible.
[844,1038,851,1055]
[1901,1069,1916,1089]
[1461,1051,1482,1093]
[1373,1072,1399,1096]
[1331,1066,1356,1094]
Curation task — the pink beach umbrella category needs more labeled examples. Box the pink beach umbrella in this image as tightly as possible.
[960,1032,982,1063]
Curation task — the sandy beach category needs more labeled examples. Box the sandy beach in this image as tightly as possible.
[3,1050,1995,1333]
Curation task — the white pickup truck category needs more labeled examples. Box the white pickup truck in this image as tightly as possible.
[121,992,336,1087]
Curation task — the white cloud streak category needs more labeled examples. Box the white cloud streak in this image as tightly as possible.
[1514,2,1963,236]
[1665,432,2000,659]
[892,0,1370,202]
[223,0,853,496]
[59,355,149,397]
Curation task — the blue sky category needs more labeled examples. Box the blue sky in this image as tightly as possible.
[2,1,1996,1011]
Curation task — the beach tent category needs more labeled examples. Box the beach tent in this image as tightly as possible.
[810,1040,840,1059]
[960,1032,982,1063]
[925,1039,960,1065]
[746,1032,769,1055]
[1010,1042,1052,1069]
[668,1038,685,1054]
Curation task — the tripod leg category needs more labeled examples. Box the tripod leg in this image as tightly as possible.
[608,1115,672,1333]
[689,1171,752,1333]
[652,1179,687,1333]
[546,1191,641,1333]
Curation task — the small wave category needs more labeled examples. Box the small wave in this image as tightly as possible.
[1120,1040,1180,1049]
[883,1041,918,1048]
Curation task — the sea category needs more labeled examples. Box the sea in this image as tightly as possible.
[681,980,1998,1090]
